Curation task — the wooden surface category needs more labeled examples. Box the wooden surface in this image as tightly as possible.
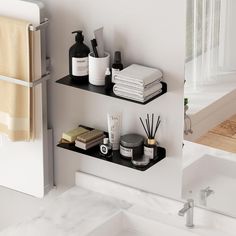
[197,115,236,153]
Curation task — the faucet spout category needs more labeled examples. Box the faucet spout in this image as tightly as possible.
[178,202,190,216]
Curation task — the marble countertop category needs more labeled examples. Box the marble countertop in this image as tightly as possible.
[0,187,130,236]
[1,172,236,236]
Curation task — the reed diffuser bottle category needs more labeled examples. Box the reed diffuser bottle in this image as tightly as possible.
[144,138,157,160]
[140,114,161,160]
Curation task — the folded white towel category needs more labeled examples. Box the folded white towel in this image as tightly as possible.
[114,77,162,91]
[113,88,162,103]
[113,82,162,98]
[114,64,163,88]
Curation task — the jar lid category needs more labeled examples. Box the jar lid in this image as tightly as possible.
[120,134,144,148]
[103,138,109,145]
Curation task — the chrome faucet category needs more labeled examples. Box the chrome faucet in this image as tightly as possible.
[200,187,214,206]
[178,199,194,228]
[184,103,193,135]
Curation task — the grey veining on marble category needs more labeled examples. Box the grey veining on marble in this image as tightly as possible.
[0,187,131,236]
[75,172,236,236]
[1,172,236,236]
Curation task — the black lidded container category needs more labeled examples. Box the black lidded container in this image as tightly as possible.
[69,30,90,83]
[120,134,144,160]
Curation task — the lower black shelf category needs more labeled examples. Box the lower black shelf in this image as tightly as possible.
[57,143,166,171]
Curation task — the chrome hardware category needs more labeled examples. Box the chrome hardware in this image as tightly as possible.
[29,18,49,31]
[184,105,193,135]
[0,71,50,88]
[178,199,194,228]
[200,187,214,206]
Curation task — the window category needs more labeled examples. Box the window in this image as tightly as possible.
[186,0,222,87]
[186,0,221,61]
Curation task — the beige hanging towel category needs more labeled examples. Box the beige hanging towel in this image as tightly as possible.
[0,16,33,141]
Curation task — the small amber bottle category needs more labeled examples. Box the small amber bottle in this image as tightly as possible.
[144,139,158,160]
[111,51,123,83]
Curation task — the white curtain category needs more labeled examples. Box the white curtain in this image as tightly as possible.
[219,0,236,71]
[186,0,236,89]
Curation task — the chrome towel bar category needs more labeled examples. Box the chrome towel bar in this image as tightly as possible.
[0,19,50,87]
[0,72,50,88]
[29,18,49,31]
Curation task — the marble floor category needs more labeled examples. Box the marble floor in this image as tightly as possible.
[197,114,236,153]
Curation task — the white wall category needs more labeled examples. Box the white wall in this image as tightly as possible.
[44,0,186,198]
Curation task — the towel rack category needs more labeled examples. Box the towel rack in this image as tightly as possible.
[29,18,49,31]
[0,71,50,88]
[0,18,50,87]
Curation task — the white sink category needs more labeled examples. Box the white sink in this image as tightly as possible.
[183,154,236,215]
[87,211,199,236]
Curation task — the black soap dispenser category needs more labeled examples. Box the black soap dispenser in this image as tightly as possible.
[69,30,90,83]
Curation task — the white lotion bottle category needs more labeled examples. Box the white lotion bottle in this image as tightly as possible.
[107,113,122,150]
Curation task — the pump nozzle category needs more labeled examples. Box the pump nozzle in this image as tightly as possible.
[72,30,84,42]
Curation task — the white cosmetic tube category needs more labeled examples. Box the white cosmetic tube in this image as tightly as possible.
[107,113,121,150]
[94,27,105,58]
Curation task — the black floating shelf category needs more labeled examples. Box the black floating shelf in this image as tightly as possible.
[56,75,167,105]
[57,143,166,171]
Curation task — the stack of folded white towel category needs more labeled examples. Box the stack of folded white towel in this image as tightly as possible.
[113,64,163,103]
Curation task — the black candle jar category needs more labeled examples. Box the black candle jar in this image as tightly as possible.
[120,134,144,160]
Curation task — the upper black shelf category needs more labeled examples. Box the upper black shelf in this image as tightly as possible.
[56,75,167,105]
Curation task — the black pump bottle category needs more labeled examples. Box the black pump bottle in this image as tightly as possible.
[69,30,90,83]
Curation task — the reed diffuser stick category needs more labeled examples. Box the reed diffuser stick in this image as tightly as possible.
[154,116,161,137]
[145,119,150,137]
[147,114,151,138]
[139,117,149,137]
[151,113,154,138]
[139,114,161,139]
